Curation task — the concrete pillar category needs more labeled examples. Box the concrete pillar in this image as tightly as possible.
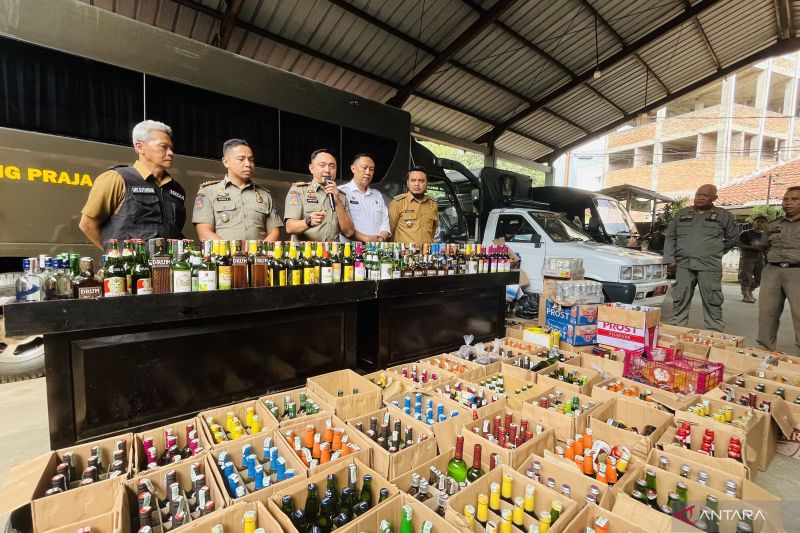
[755,59,773,169]
[786,52,800,161]
[716,75,736,185]
[651,107,666,191]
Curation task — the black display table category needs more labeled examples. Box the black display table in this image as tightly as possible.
[3,272,517,448]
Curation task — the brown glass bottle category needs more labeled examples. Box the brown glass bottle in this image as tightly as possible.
[231,240,249,289]
[73,257,103,299]
[149,238,172,294]
[249,240,269,288]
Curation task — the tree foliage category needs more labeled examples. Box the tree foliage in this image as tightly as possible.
[747,204,783,222]
[418,140,545,185]
[657,197,689,226]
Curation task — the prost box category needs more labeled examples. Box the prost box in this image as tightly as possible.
[306,369,383,421]
[535,362,603,396]
[32,474,127,533]
[596,303,660,353]
[589,396,673,459]
[544,300,599,326]
[591,375,699,412]
[461,408,556,469]
[346,407,437,480]
[383,390,470,452]
[515,453,612,511]
[259,386,335,428]
[544,320,597,347]
[278,414,371,476]
[207,429,307,503]
[268,458,399,533]
[198,399,276,448]
[337,492,452,533]
[561,502,648,533]
[134,417,206,473]
[176,500,283,533]
[445,465,579,533]
[521,387,603,442]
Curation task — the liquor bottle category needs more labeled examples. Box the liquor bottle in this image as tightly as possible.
[122,240,135,294]
[476,494,489,528]
[250,241,269,288]
[456,244,467,274]
[436,491,448,517]
[103,240,127,297]
[359,474,373,508]
[39,258,57,300]
[435,244,447,276]
[341,243,354,282]
[467,443,485,482]
[72,258,103,299]
[330,242,342,283]
[425,244,437,277]
[304,482,320,524]
[379,244,393,280]
[503,246,512,272]
[414,246,426,277]
[399,504,413,533]
[500,473,514,505]
[54,258,73,299]
[524,484,537,519]
[448,436,468,483]
[217,240,233,290]
[187,241,202,291]
[353,242,366,281]
[401,252,414,277]
[198,241,218,291]
[131,241,153,295]
[270,242,287,287]
[148,238,170,293]
[366,243,379,280]
[317,495,335,532]
[302,242,317,285]
[446,244,457,275]
[415,479,431,502]
[287,243,302,286]
[320,244,334,284]
[171,240,192,293]
[489,482,501,513]
[231,240,249,289]
[466,244,478,274]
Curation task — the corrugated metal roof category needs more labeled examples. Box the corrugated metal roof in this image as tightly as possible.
[80,0,800,164]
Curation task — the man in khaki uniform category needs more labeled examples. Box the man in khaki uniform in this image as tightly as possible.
[192,139,282,241]
[388,166,439,243]
[283,149,354,242]
[757,186,800,352]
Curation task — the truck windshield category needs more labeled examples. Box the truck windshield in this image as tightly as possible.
[530,212,591,243]
[595,198,638,239]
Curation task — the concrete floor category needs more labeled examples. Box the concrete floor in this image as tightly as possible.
[0,282,797,528]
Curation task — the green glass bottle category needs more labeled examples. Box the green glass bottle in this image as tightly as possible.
[304,483,320,526]
[103,239,127,297]
[325,473,339,510]
[467,443,485,482]
[359,474,373,509]
[379,243,393,279]
[317,496,334,533]
[280,495,295,517]
[302,242,316,285]
[447,435,468,483]
[171,239,192,293]
[198,241,217,291]
[399,504,413,533]
[131,240,153,295]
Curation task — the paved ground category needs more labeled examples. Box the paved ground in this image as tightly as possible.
[0,281,798,527]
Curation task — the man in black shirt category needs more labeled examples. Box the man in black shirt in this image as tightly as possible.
[648,222,666,254]
[737,215,767,303]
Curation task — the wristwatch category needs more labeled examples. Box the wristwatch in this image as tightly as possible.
[304,215,313,228]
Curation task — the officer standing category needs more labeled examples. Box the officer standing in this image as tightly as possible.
[736,215,767,303]
[338,153,391,243]
[663,184,737,331]
[192,139,282,241]
[388,166,439,243]
[283,149,354,242]
[79,120,186,249]
[757,186,800,352]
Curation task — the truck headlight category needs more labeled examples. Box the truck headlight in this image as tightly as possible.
[632,266,644,280]
[620,267,632,280]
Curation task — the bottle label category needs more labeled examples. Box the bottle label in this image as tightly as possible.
[392,269,401,279]
[77,286,102,299]
[191,276,199,292]
[354,263,366,282]
[343,265,354,282]
[380,264,392,280]
[332,263,341,283]
[232,257,248,265]
[136,278,153,295]
[173,271,192,293]
[198,270,217,291]
[218,266,232,290]
[467,261,478,275]
[126,274,132,294]
[104,276,126,297]
[253,257,269,264]
[321,266,333,284]
[303,267,315,285]
[291,269,302,286]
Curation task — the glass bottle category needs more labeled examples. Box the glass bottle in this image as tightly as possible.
[359,474,373,509]
[171,240,192,293]
[353,242,366,281]
[188,240,202,291]
[467,443,485,482]
[500,473,514,505]
[41,258,58,300]
[131,240,153,295]
[231,240,249,289]
[392,244,403,279]
[73,257,103,299]
[476,493,489,528]
[287,242,302,286]
[198,241,218,291]
[401,252,414,278]
[399,505,413,533]
[250,240,269,288]
[302,242,317,285]
[435,492,447,517]
[415,479,431,502]
[466,243,478,274]
[425,244,437,277]
[103,239,127,297]
[456,244,467,274]
[488,482,501,513]
[342,242,354,282]
[304,483,320,525]
[330,242,342,283]
[447,435,468,484]
[379,243,393,279]
[270,241,287,287]
[121,240,135,294]
[217,240,233,290]
[320,244,333,284]
[149,238,171,294]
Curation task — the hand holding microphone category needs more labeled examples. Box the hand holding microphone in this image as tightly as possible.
[323,178,337,211]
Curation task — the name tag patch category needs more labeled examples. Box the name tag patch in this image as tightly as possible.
[169,190,185,201]
[130,187,155,194]
[216,196,231,201]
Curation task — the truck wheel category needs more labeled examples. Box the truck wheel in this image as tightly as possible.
[0,335,45,383]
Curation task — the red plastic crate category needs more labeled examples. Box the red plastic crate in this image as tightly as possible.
[623,350,724,394]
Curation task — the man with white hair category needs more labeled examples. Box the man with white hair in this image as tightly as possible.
[79,120,186,249]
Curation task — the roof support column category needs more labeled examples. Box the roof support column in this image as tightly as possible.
[755,59,774,170]
[484,134,497,168]
[652,108,666,192]
[785,52,800,162]
[716,74,737,185]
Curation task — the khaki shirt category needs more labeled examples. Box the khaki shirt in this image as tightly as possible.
[663,205,738,271]
[81,160,173,220]
[765,217,800,263]
[388,192,439,243]
[283,179,350,242]
[191,176,282,240]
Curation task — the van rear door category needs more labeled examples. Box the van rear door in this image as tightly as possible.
[493,212,545,292]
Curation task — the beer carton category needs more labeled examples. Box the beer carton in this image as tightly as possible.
[544,300,599,326]
[198,400,276,448]
[336,493,452,533]
[424,377,509,420]
[597,303,660,353]
[536,362,603,396]
[560,500,648,533]
[133,418,206,473]
[278,414,371,476]
[32,475,127,533]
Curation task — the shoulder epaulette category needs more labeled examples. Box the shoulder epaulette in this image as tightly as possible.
[291,181,309,187]
[254,183,271,193]
[393,193,406,201]
[198,179,222,188]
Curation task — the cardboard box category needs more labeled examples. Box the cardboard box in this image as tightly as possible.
[572,352,626,378]
[545,320,598,346]
[259,386,335,428]
[544,300,599,327]
[747,367,800,388]
[461,408,556,469]
[418,353,486,382]
[124,452,229,532]
[336,492,452,533]
[471,364,544,410]
[521,387,603,442]
[505,318,539,340]
[589,396,673,459]
[388,446,482,491]
[592,375,699,412]
[198,400,276,448]
[445,464,578,533]
[500,337,550,357]
[346,407,437,480]
[385,362,455,389]
[177,500,282,533]
[597,303,661,353]
[363,369,419,400]
[134,418,206,473]
[536,362,603,396]
[306,369,384,421]
[207,429,307,504]
[658,324,698,337]
[708,347,767,374]
[383,390,470,452]
[32,475,127,533]
[268,458,399,533]
[514,453,612,512]
[278,414,372,476]
[424,378,509,420]
[560,499,649,533]
[523,325,560,348]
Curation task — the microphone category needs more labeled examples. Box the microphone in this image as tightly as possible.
[325,179,337,211]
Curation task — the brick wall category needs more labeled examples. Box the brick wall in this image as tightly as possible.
[604,166,652,188]
[605,158,759,195]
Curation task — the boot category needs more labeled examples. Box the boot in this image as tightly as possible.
[742,291,756,303]
[750,288,758,301]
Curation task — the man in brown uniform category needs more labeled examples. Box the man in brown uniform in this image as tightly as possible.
[388,166,439,243]
[757,186,800,352]
[283,149,354,242]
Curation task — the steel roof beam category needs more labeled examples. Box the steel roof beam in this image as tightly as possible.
[386,0,519,107]
[583,83,626,115]
[213,0,243,49]
[477,0,725,144]
[774,0,794,39]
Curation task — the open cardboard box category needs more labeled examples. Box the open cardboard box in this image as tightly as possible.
[520,387,603,442]
[134,418,206,473]
[386,361,455,389]
[747,367,800,388]
[419,353,487,382]
[592,375,698,412]
[461,408,556,469]
[589,396,673,459]
[267,458,399,533]
[198,399,276,448]
[656,423,756,480]
[176,500,282,533]
[306,369,383,421]
[383,390,470,452]
[259,386,335,428]
[536,362,603,396]
[124,452,229,532]
[278,414,371,476]
[389,446,482,492]
[346,407,436,480]
[708,346,773,374]
[424,378,509,420]
[658,324,699,337]
[514,453,612,511]
[725,373,800,401]
[336,492,452,533]
[572,352,625,379]
[561,500,649,533]
[32,474,127,533]
[471,363,544,411]
[444,464,578,533]
[505,320,540,341]
[645,448,777,502]
[363,369,419,400]
[207,429,307,504]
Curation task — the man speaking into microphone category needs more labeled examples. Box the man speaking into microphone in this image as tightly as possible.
[284,148,354,242]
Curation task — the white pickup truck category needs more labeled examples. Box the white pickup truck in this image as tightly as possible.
[482,207,670,305]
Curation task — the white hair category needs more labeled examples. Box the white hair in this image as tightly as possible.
[132,120,172,148]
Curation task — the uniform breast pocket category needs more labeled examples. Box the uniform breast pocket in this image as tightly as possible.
[130,194,163,225]
[702,220,723,237]
[214,203,238,228]
[401,211,417,228]
[167,194,186,225]
[676,221,693,236]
